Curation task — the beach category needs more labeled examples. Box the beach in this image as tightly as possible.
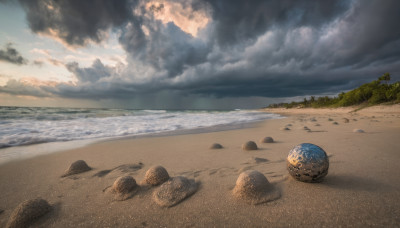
[0,105,399,227]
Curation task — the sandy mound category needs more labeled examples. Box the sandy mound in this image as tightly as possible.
[242,141,258,150]
[260,137,274,143]
[111,176,138,201]
[153,176,198,207]
[61,160,91,177]
[353,129,365,133]
[6,198,51,228]
[144,166,170,186]
[232,170,280,205]
[210,143,223,149]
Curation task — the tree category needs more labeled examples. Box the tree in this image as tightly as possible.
[378,73,391,85]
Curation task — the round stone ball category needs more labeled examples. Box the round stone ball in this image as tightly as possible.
[287,143,329,183]
[242,141,258,150]
[144,166,170,186]
[260,137,274,143]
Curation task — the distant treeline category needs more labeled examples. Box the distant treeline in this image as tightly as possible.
[267,73,400,109]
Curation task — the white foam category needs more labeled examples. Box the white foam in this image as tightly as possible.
[0,109,282,164]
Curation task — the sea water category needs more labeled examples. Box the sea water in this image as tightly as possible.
[0,106,281,164]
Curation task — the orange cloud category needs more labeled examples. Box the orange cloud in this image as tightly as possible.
[145,1,210,37]
[20,77,60,87]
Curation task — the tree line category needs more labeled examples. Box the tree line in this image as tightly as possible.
[267,73,400,109]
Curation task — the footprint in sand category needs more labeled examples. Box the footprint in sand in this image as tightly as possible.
[93,163,144,178]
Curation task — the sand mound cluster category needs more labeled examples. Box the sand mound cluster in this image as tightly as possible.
[210,143,223,149]
[242,141,258,150]
[62,160,91,177]
[6,198,51,228]
[144,166,170,186]
[153,176,198,207]
[111,176,138,200]
[260,137,274,143]
[233,170,280,205]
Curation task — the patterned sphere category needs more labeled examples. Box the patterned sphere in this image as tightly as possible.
[287,143,329,183]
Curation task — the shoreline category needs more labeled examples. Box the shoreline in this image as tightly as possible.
[0,106,399,227]
[0,114,282,166]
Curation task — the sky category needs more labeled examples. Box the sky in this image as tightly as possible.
[0,0,399,109]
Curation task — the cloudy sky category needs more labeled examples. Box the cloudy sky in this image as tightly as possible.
[0,0,399,109]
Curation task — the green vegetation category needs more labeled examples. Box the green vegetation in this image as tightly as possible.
[267,73,400,109]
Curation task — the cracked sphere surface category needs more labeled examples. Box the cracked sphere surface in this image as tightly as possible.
[287,143,329,183]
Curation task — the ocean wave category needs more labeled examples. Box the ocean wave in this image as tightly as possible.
[0,107,281,148]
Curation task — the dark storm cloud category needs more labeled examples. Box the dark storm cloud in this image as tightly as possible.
[203,0,350,46]
[0,43,28,65]
[2,0,400,108]
[66,59,114,83]
[18,0,136,46]
[120,21,210,78]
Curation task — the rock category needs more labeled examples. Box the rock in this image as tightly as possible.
[242,141,258,150]
[260,137,274,143]
[210,143,223,149]
[6,198,51,228]
[343,118,350,123]
[153,176,198,207]
[353,129,365,133]
[232,170,280,205]
[280,127,290,131]
[144,166,170,186]
[62,160,91,177]
[332,122,339,125]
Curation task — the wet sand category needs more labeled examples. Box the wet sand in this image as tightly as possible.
[0,105,399,227]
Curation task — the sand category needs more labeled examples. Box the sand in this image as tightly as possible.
[0,104,399,227]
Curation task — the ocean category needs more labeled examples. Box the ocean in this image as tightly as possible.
[0,106,281,164]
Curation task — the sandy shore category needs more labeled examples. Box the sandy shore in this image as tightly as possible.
[0,105,399,227]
